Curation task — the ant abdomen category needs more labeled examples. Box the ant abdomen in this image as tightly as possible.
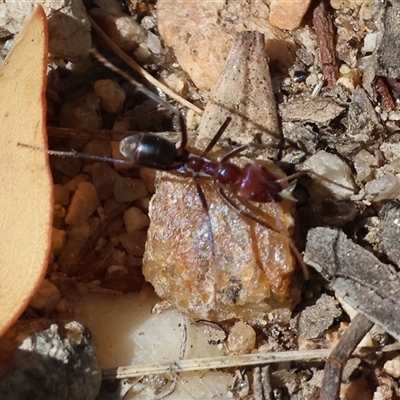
[120,133,178,169]
[235,163,283,202]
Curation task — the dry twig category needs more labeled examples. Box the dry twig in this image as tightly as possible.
[88,15,203,115]
[320,313,374,400]
[101,343,400,380]
[376,77,396,110]
[313,0,338,88]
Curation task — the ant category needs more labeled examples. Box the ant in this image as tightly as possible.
[88,49,311,275]
[20,49,350,277]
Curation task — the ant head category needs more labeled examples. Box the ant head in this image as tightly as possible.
[120,133,180,169]
[120,135,141,161]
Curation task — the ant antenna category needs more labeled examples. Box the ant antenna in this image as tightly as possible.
[90,48,188,153]
[17,143,133,165]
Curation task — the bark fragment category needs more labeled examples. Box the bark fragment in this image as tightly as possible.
[313,0,338,88]
[304,227,400,341]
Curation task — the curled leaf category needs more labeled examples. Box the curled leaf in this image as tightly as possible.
[0,6,52,336]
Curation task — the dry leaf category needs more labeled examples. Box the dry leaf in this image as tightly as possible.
[0,6,52,337]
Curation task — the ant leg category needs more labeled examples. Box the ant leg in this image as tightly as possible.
[90,48,188,153]
[201,117,232,157]
[277,170,355,193]
[218,187,309,279]
[276,170,308,184]
[220,143,355,196]
[220,144,252,163]
[220,143,270,163]
[193,178,215,255]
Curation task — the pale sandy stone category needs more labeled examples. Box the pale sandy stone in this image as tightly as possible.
[301,150,358,201]
[114,176,147,202]
[123,207,150,232]
[89,8,146,52]
[52,228,67,256]
[384,356,400,379]
[330,0,365,10]
[53,184,69,206]
[269,0,312,31]
[93,79,126,114]
[29,279,61,313]
[65,182,100,225]
[227,321,256,355]
[59,93,102,131]
[157,0,296,91]
[0,0,91,60]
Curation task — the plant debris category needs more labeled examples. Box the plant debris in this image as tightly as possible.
[3,0,400,398]
[304,227,400,341]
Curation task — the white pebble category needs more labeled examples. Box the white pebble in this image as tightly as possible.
[362,32,379,54]
[302,150,357,200]
[365,174,400,202]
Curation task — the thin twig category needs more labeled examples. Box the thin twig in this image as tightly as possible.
[320,313,374,400]
[253,366,274,400]
[313,0,338,88]
[102,342,400,380]
[47,126,197,143]
[88,14,203,115]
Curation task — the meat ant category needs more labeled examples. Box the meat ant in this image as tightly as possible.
[19,48,352,278]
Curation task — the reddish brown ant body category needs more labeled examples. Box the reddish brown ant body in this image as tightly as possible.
[118,116,298,240]
[120,123,294,203]
[88,49,305,267]
[36,49,300,237]
[21,49,346,275]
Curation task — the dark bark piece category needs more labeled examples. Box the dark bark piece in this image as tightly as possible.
[386,77,400,96]
[304,227,400,341]
[378,200,400,267]
[320,312,374,400]
[375,77,396,110]
[375,0,400,79]
[313,0,338,88]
